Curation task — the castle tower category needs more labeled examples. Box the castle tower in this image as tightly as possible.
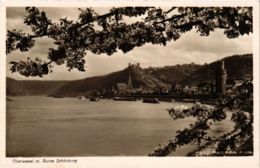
[215,60,227,95]
[128,73,133,90]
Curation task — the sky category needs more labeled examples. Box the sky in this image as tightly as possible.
[6,7,253,81]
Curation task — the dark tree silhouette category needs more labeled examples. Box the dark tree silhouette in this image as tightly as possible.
[7,7,252,77]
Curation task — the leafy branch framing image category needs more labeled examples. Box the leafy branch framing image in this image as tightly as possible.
[7,7,252,77]
[6,6,254,156]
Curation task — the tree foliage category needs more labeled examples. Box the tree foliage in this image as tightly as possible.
[149,81,253,156]
[7,7,252,77]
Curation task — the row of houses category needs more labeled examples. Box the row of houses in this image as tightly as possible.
[115,61,252,96]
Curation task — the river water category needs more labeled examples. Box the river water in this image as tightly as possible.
[6,96,233,157]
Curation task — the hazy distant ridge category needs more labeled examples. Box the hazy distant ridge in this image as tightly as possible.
[6,54,252,96]
[6,78,67,96]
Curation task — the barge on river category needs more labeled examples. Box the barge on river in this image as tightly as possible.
[113,97,137,101]
[143,98,160,104]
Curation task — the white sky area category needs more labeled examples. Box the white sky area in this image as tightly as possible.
[6,7,252,81]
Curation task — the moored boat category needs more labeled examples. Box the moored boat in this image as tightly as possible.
[113,97,137,101]
[89,97,100,102]
[158,98,174,102]
[143,98,159,104]
[78,96,87,100]
[52,95,64,98]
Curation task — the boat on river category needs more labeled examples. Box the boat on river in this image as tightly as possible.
[78,96,87,100]
[142,98,160,104]
[113,97,137,101]
[89,97,100,102]
[158,98,174,102]
[52,95,64,98]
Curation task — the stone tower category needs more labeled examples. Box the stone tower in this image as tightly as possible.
[215,60,227,95]
[128,73,133,90]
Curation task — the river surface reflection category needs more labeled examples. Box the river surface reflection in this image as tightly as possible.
[6,96,233,156]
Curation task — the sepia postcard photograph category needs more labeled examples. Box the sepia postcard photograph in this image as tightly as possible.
[1,1,259,168]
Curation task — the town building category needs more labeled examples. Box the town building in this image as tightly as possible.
[116,83,128,93]
[197,82,215,95]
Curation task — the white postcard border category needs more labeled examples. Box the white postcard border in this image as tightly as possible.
[0,1,259,168]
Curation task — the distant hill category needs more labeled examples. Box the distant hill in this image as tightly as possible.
[181,54,253,85]
[144,64,202,84]
[6,53,253,96]
[50,64,171,97]
[6,78,67,96]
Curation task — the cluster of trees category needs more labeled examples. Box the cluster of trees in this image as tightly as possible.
[6,7,253,156]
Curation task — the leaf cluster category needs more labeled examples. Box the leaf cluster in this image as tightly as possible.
[10,58,52,77]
